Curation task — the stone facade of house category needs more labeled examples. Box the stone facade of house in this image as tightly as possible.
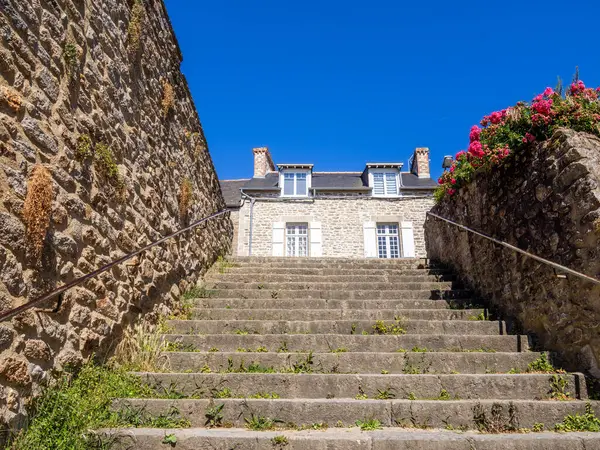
[221,147,437,259]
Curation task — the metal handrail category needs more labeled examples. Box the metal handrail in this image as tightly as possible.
[0,209,230,323]
[426,211,600,286]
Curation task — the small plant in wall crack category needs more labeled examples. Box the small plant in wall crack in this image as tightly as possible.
[63,40,79,78]
[23,165,54,263]
[127,0,145,55]
[75,134,93,161]
[161,79,176,118]
[178,177,193,219]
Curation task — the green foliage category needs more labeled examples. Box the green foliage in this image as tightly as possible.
[555,403,600,432]
[7,363,162,449]
[93,143,123,195]
[437,389,451,400]
[331,347,348,353]
[127,0,145,55]
[355,418,382,431]
[271,435,289,446]
[212,387,233,399]
[532,422,545,432]
[162,433,177,446]
[164,341,200,352]
[372,320,406,335]
[550,374,572,400]
[63,41,78,76]
[205,403,224,428]
[468,312,486,321]
[75,134,92,160]
[527,353,560,373]
[248,392,280,399]
[375,388,395,399]
[436,79,600,202]
[245,414,279,431]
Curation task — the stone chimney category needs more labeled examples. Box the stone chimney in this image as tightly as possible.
[411,147,430,179]
[252,147,276,178]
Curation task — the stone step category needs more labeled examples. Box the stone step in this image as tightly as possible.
[229,256,432,266]
[164,351,545,375]
[191,298,480,310]
[205,289,472,300]
[218,267,453,276]
[134,373,585,400]
[166,319,504,336]
[190,308,486,321]
[207,281,459,291]
[102,428,600,450]
[112,398,600,430]
[162,334,528,353]
[208,273,458,283]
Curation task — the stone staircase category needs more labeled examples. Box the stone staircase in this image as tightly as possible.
[111,257,600,449]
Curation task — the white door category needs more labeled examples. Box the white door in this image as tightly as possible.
[286,224,308,257]
[376,224,401,259]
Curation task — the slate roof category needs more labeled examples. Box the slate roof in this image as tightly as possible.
[400,173,438,189]
[219,179,249,207]
[220,169,437,206]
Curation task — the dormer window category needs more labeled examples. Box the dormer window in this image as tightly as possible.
[283,172,307,196]
[372,172,397,196]
[278,164,313,198]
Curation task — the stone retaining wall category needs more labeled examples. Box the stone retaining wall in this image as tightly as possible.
[425,129,600,379]
[0,0,232,430]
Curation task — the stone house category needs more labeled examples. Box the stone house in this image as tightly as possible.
[220,147,437,258]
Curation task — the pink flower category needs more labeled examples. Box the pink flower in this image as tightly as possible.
[534,94,543,102]
[469,125,481,142]
[451,178,456,185]
[437,176,444,184]
[455,150,467,160]
[531,99,553,116]
[570,80,586,95]
[447,188,456,196]
[543,87,554,97]
[522,133,536,143]
[449,165,455,173]
[489,110,505,125]
[468,141,484,158]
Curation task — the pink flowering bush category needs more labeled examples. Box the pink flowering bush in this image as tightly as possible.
[435,80,600,202]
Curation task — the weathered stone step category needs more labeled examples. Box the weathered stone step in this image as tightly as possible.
[162,334,527,353]
[135,373,585,400]
[208,273,457,283]
[166,319,503,336]
[218,267,453,276]
[205,289,472,300]
[207,281,459,291]
[190,308,485,321]
[192,298,479,310]
[112,398,600,430]
[165,351,545,375]
[230,256,432,266]
[102,427,600,450]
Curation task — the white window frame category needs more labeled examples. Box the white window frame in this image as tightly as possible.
[376,223,401,259]
[368,169,399,197]
[286,223,309,257]
[279,170,311,197]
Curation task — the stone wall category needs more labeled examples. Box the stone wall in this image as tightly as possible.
[425,129,600,379]
[0,0,232,430]
[237,196,434,257]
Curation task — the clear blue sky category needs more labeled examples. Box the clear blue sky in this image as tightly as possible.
[164,0,600,181]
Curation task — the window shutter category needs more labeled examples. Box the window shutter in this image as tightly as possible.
[363,221,377,258]
[373,173,384,195]
[400,221,415,257]
[385,173,397,195]
[309,222,322,257]
[272,222,285,256]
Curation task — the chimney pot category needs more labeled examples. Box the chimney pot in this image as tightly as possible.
[412,147,430,179]
[252,147,276,178]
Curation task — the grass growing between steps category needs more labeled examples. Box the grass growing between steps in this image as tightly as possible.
[6,364,190,450]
